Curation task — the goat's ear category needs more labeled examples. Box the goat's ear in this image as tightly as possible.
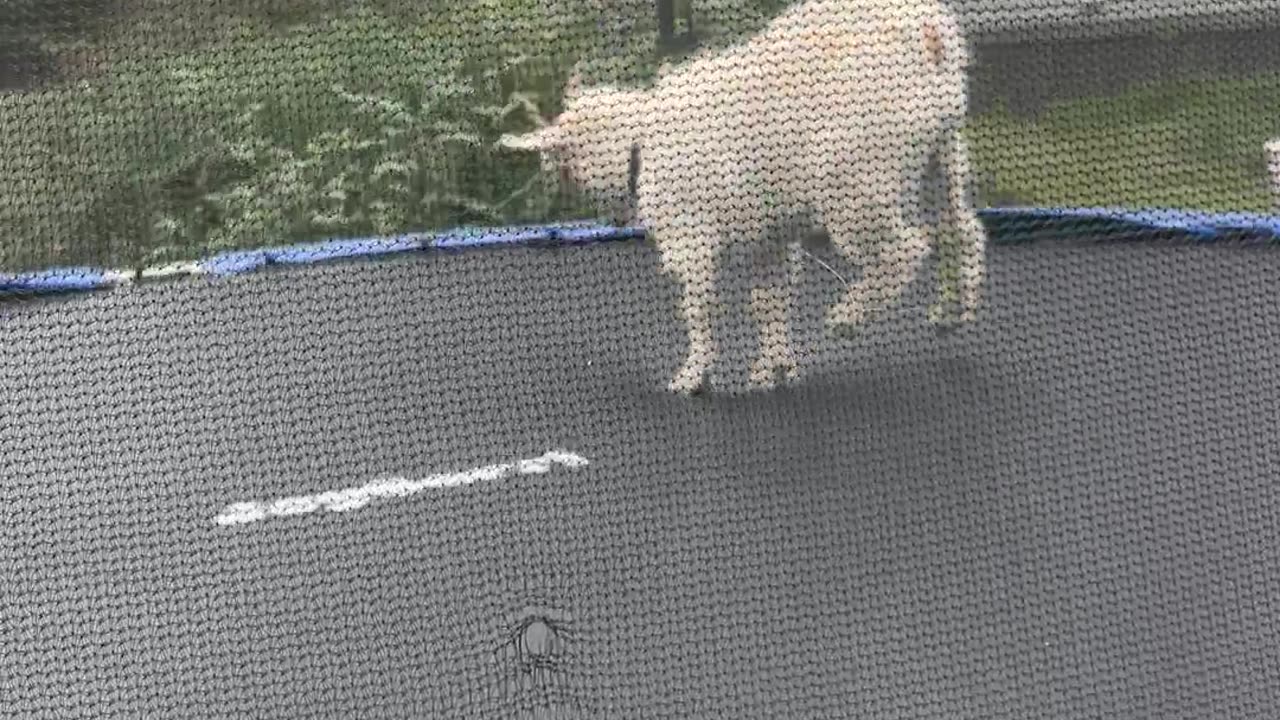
[497,126,561,152]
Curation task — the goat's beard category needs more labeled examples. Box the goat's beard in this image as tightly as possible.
[607,200,637,228]
[553,162,638,228]
[580,187,637,228]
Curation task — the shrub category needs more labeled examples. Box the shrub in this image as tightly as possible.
[0,3,593,270]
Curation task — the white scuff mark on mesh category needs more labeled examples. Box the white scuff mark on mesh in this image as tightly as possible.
[214,449,590,526]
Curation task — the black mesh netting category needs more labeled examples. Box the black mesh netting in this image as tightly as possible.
[3,1,1280,718]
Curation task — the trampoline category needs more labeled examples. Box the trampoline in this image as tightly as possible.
[2,1,1280,718]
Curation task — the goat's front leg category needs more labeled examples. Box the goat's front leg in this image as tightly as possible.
[660,229,723,395]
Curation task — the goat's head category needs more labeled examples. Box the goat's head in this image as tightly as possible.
[498,73,642,223]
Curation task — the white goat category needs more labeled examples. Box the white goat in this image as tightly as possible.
[502,0,987,394]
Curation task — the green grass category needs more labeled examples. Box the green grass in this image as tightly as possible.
[968,72,1280,213]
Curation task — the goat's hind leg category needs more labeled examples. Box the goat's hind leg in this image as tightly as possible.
[924,136,960,328]
[825,196,933,334]
[937,129,986,325]
[748,239,801,390]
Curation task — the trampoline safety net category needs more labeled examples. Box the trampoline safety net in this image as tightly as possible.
[3,1,1280,718]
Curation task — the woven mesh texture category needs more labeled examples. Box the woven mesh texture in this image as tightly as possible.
[3,1,1280,718]
[5,240,1280,718]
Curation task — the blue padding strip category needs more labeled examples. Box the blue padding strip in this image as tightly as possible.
[981,206,1280,240]
[0,267,120,293]
[2,207,1277,296]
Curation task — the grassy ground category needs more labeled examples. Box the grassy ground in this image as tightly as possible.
[968,71,1280,213]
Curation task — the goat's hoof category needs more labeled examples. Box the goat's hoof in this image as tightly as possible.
[748,362,780,391]
[826,317,865,340]
[749,352,799,391]
[784,362,802,384]
[928,303,962,331]
[830,325,862,341]
[668,364,711,396]
[927,303,948,325]
[668,376,707,396]
[826,300,867,333]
